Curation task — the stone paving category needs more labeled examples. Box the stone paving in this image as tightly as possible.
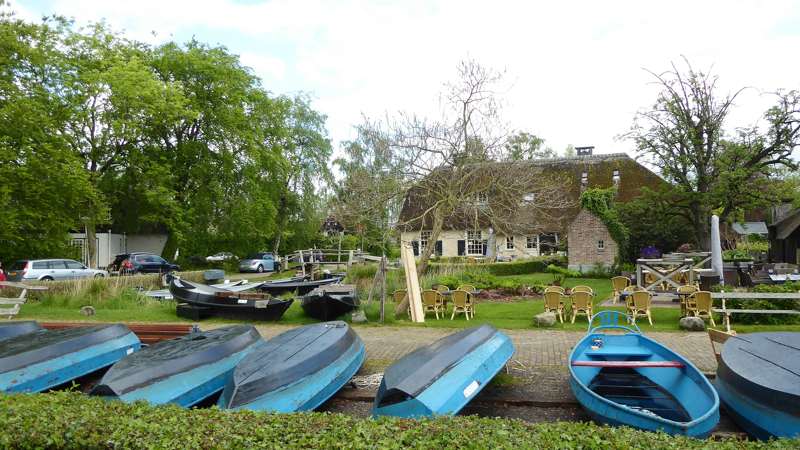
[245,324,718,373]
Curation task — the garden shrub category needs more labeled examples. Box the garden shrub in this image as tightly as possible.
[483,256,567,276]
[0,391,795,449]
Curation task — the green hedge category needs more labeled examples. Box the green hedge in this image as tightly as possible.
[711,282,800,325]
[1,391,795,449]
[484,256,567,276]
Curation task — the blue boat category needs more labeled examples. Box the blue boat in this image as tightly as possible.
[569,311,719,437]
[91,325,260,407]
[0,321,41,341]
[219,321,365,412]
[0,324,140,393]
[373,324,514,418]
[714,332,800,440]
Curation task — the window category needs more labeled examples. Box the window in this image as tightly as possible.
[476,192,488,205]
[598,240,605,250]
[467,230,483,255]
[523,193,536,203]
[420,230,432,252]
[65,260,84,269]
[506,236,514,249]
[612,169,620,184]
[526,235,538,249]
[32,261,47,269]
[539,232,559,255]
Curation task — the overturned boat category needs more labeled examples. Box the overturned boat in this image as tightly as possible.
[169,278,293,321]
[219,321,365,412]
[301,285,359,321]
[0,321,41,341]
[259,276,343,296]
[91,325,260,407]
[373,324,514,418]
[569,311,719,437]
[715,332,800,440]
[0,324,140,393]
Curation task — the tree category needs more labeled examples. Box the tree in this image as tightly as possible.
[625,59,800,249]
[504,132,555,160]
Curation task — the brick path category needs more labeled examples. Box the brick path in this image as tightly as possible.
[241,324,718,373]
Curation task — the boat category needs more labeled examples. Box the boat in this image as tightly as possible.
[568,311,719,437]
[301,285,359,321]
[0,324,140,393]
[219,321,365,412]
[714,332,800,440]
[372,324,514,418]
[169,278,293,321]
[91,325,260,407]
[0,321,41,341]
[259,276,343,296]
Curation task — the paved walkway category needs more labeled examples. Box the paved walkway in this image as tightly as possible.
[241,324,718,374]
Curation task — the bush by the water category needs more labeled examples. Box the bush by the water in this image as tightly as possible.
[1,391,794,449]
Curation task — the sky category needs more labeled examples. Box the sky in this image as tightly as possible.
[10,0,800,157]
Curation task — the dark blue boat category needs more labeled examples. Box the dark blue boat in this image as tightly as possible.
[219,321,365,412]
[0,324,140,393]
[714,332,800,440]
[373,325,514,418]
[301,285,359,321]
[91,325,260,407]
[569,311,719,437]
[0,321,41,341]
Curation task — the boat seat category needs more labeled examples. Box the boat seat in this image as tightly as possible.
[572,360,684,368]
[584,347,654,358]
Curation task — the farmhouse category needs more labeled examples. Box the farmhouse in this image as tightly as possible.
[398,151,663,263]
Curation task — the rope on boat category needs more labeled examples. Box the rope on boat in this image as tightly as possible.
[350,373,384,389]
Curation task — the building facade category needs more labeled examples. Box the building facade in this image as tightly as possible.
[566,209,618,271]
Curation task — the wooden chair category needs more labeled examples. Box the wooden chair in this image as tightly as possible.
[708,328,736,364]
[433,284,450,294]
[630,290,653,325]
[393,289,410,318]
[687,291,716,326]
[676,284,699,317]
[570,291,594,323]
[544,286,565,295]
[450,289,474,320]
[543,291,565,323]
[610,276,630,304]
[571,285,594,294]
[421,289,444,320]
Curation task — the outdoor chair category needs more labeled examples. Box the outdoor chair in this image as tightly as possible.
[450,289,474,320]
[543,291,565,323]
[421,289,445,320]
[544,286,565,295]
[630,290,653,326]
[686,291,716,326]
[393,289,409,318]
[0,282,45,320]
[610,276,630,304]
[571,285,594,294]
[570,291,594,323]
[433,284,450,294]
[676,284,699,317]
[456,284,477,293]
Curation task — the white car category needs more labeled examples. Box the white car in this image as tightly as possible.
[7,259,109,281]
[206,252,237,262]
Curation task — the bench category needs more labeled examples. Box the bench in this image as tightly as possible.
[585,347,654,358]
[0,282,48,319]
[712,291,800,333]
[40,322,199,344]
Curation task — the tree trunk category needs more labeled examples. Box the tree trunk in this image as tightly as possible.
[85,219,97,268]
[417,207,445,274]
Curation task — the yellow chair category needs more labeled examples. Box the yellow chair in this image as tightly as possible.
[394,289,410,318]
[610,276,630,304]
[456,284,476,293]
[543,291,565,323]
[450,289,474,320]
[433,284,450,293]
[570,291,594,323]
[630,291,653,325]
[676,284,699,317]
[421,289,444,320]
[544,286,565,295]
[687,291,716,326]
[571,285,594,295]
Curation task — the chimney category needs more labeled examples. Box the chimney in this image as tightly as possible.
[575,146,594,156]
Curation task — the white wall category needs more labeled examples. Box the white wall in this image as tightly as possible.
[69,233,168,268]
[126,234,168,257]
[401,230,544,259]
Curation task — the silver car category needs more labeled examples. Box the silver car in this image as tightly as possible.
[6,259,109,281]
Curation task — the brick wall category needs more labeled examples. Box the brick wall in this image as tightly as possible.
[567,209,617,271]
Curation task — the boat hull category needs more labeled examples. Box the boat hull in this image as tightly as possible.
[0,321,41,341]
[569,332,719,438]
[169,279,293,321]
[259,277,343,296]
[91,325,260,407]
[301,286,359,321]
[0,325,141,393]
[373,325,514,418]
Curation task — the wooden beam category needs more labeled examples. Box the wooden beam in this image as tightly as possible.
[401,242,424,323]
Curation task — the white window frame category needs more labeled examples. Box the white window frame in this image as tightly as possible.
[612,169,620,184]
[420,230,432,252]
[526,235,538,249]
[506,236,514,250]
[466,230,483,255]
[598,240,605,250]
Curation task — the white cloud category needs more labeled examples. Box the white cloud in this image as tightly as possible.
[13,0,800,156]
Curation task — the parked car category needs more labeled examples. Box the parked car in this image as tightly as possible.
[238,252,278,273]
[6,259,109,281]
[109,252,180,275]
[206,252,237,262]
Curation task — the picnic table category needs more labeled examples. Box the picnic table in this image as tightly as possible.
[0,281,49,319]
[768,274,800,283]
[712,291,800,332]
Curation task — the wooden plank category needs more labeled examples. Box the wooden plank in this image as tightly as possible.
[40,322,196,343]
[401,242,424,323]
[712,292,800,299]
[713,309,800,314]
[571,360,685,368]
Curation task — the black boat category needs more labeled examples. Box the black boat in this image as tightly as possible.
[218,321,365,412]
[301,285,359,321]
[259,276,343,296]
[0,321,41,341]
[169,278,293,321]
[91,325,261,407]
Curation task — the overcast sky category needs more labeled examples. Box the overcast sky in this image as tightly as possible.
[12,0,800,157]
